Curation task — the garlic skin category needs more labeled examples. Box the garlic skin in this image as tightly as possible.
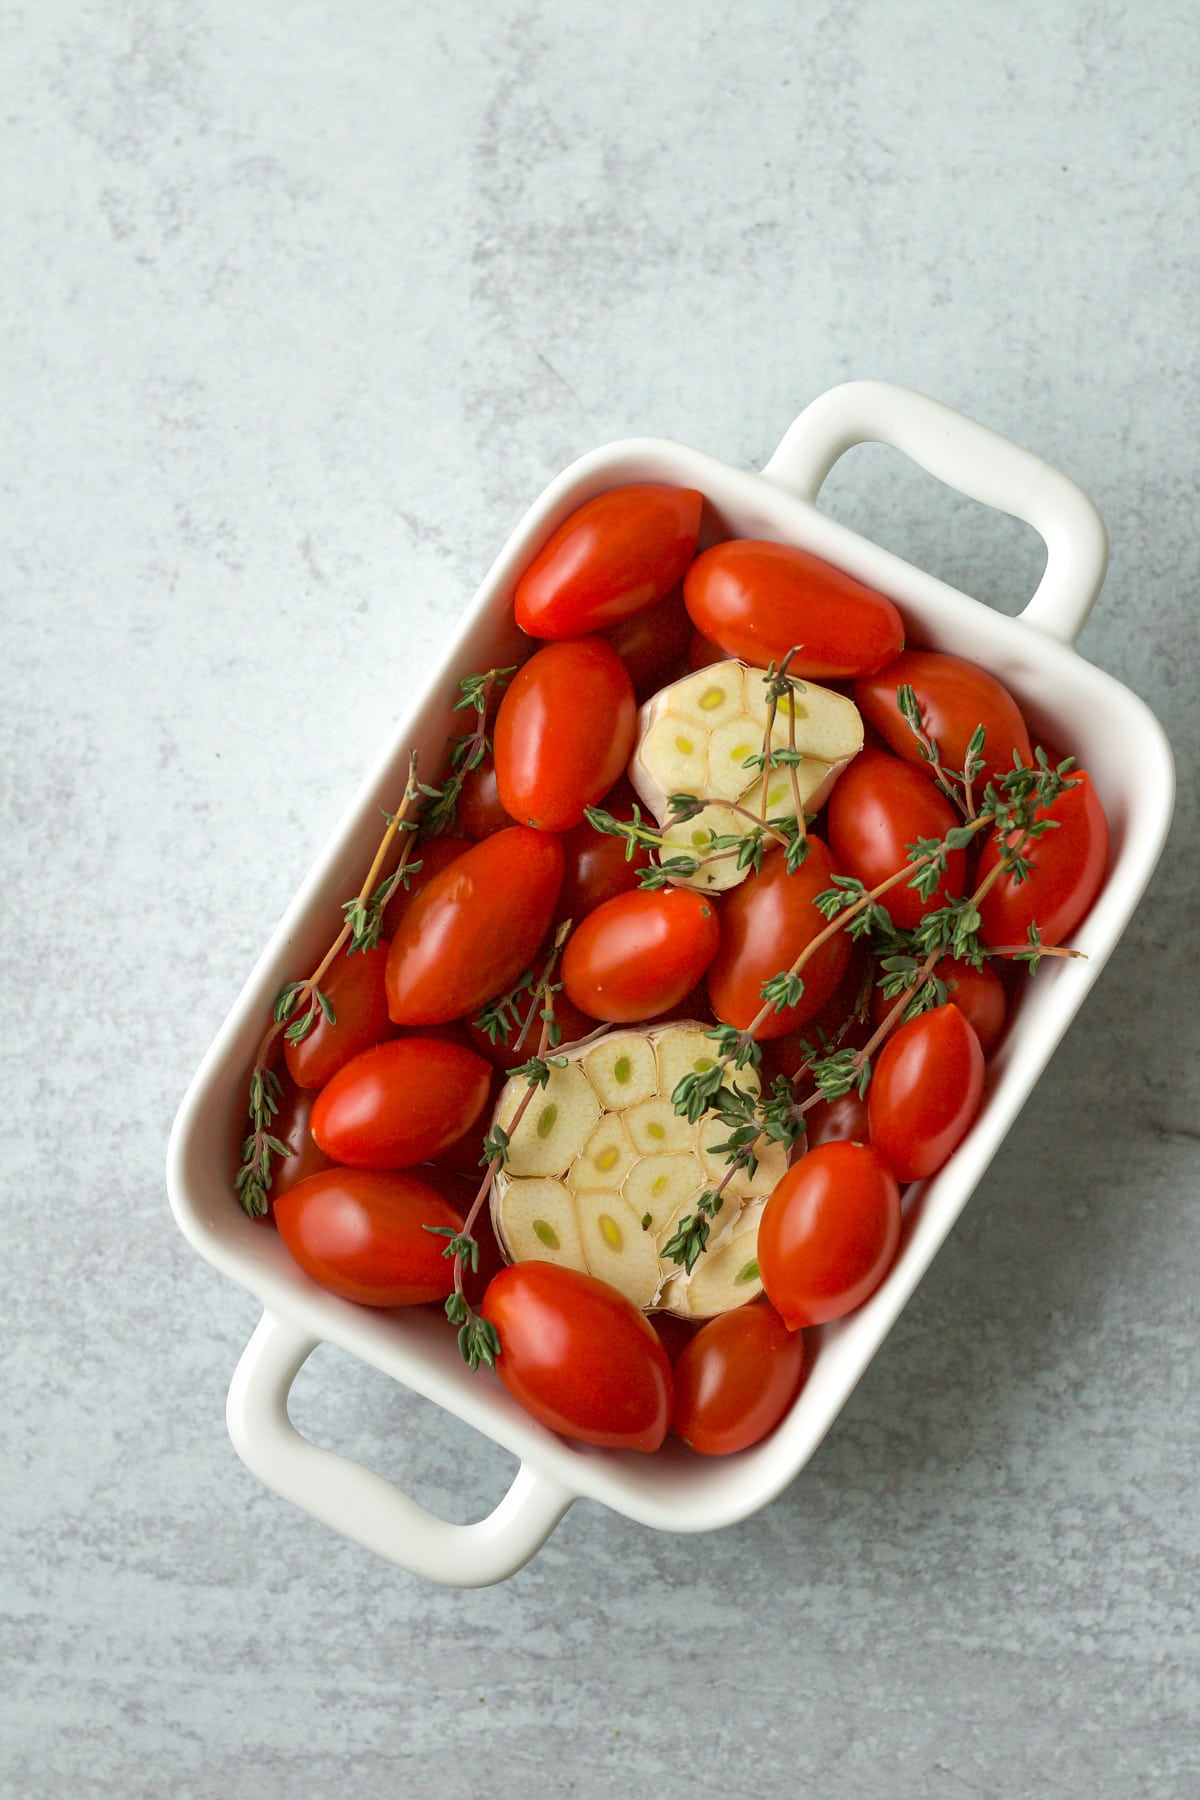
[490,1022,788,1316]
[628,660,864,892]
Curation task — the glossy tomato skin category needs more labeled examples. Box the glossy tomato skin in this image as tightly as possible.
[976,768,1109,949]
[706,837,850,1040]
[284,942,397,1090]
[274,1169,464,1307]
[493,638,637,832]
[855,649,1032,788]
[684,540,904,678]
[562,887,721,1023]
[514,484,703,639]
[381,835,474,938]
[871,955,1007,1056]
[827,747,968,930]
[385,827,564,1024]
[672,1299,806,1456]
[481,1262,673,1452]
[868,1003,985,1183]
[310,1037,492,1169]
[605,584,694,700]
[758,1141,902,1329]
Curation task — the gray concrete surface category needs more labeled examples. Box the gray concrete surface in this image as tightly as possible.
[2,3,1197,1795]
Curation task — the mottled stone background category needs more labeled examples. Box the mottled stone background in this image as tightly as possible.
[2,3,1197,1796]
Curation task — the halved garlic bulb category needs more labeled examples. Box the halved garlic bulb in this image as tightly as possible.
[490,1022,788,1315]
[629,660,863,891]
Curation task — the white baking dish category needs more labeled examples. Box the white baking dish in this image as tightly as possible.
[167,381,1174,1587]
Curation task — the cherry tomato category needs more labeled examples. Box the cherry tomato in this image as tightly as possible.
[672,1299,806,1455]
[381,835,474,938]
[758,1141,901,1329]
[826,747,968,930]
[493,638,637,832]
[684,540,904,678]
[706,837,850,1040]
[482,1262,673,1451]
[871,955,1007,1057]
[385,827,564,1024]
[855,649,1032,788]
[868,1003,985,1182]
[605,584,694,700]
[455,755,516,839]
[562,887,721,1023]
[283,942,396,1090]
[259,1074,335,1215]
[976,768,1109,949]
[274,1168,464,1306]
[310,1037,492,1169]
[804,1088,871,1149]
[514,484,703,639]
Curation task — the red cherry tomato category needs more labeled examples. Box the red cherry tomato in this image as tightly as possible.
[976,768,1109,949]
[855,649,1032,789]
[804,1088,871,1150]
[706,837,851,1040]
[284,942,397,1090]
[871,955,1007,1057]
[385,827,564,1025]
[868,1003,985,1182]
[259,1075,335,1215]
[274,1169,465,1306]
[493,638,637,832]
[455,755,516,839]
[758,1141,901,1329]
[310,1037,492,1169]
[684,540,904,678]
[562,887,721,1023]
[514,484,703,639]
[481,1262,673,1452]
[604,584,694,700]
[672,1299,807,1455]
[826,747,968,930]
[381,835,474,938]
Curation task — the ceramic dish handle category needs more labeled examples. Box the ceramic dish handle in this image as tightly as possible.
[227,1312,575,1587]
[763,380,1109,645]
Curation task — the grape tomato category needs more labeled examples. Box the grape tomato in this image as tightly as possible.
[514,484,703,640]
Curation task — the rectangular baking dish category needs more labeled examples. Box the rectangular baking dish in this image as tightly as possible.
[167,380,1174,1587]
